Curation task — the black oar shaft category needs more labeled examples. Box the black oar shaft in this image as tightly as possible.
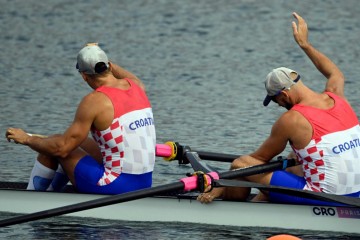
[219,159,296,179]
[0,182,184,227]
[196,151,239,162]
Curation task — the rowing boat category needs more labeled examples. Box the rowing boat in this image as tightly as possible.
[1,144,359,234]
[0,181,359,234]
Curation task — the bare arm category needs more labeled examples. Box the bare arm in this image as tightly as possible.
[249,114,293,162]
[292,12,345,97]
[110,62,146,91]
[5,94,97,158]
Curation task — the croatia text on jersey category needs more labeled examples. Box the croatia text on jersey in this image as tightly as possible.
[332,138,360,154]
[129,117,154,130]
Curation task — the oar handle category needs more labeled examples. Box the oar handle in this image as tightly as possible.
[156,142,178,160]
[181,171,219,191]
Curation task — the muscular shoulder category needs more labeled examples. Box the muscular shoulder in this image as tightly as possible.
[275,110,302,128]
[81,91,114,130]
[78,91,112,116]
[81,91,108,105]
[275,109,312,148]
[272,110,307,139]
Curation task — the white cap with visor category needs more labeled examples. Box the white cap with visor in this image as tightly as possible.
[263,67,301,106]
[76,44,109,75]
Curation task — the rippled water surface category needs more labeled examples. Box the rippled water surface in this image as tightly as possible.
[1,0,360,239]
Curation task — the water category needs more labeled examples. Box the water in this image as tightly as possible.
[1,0,360,239]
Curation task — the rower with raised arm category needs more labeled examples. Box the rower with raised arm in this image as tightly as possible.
[5,43,156,194]
[197,12,360,205]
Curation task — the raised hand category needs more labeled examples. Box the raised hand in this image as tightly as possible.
[292,12,310,49]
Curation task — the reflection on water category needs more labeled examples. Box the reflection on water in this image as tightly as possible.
[0,212,358,240]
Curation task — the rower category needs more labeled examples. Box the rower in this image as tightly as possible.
[197,12,360,205]
[5,43,156,194]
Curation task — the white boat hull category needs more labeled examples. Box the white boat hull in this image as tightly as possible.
[0,187,359,234]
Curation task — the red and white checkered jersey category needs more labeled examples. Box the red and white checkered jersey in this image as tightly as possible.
[291,92,360,194]
[91,79,156,186]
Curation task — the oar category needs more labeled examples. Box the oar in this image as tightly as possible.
[0,154,295,227]
[156,142,239,163]
[215,179,360,207]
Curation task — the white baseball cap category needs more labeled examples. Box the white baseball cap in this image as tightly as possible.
[76,44,109,75]
[263,67,300,106]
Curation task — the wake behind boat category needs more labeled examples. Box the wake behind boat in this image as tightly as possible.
[0,181,359,234]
